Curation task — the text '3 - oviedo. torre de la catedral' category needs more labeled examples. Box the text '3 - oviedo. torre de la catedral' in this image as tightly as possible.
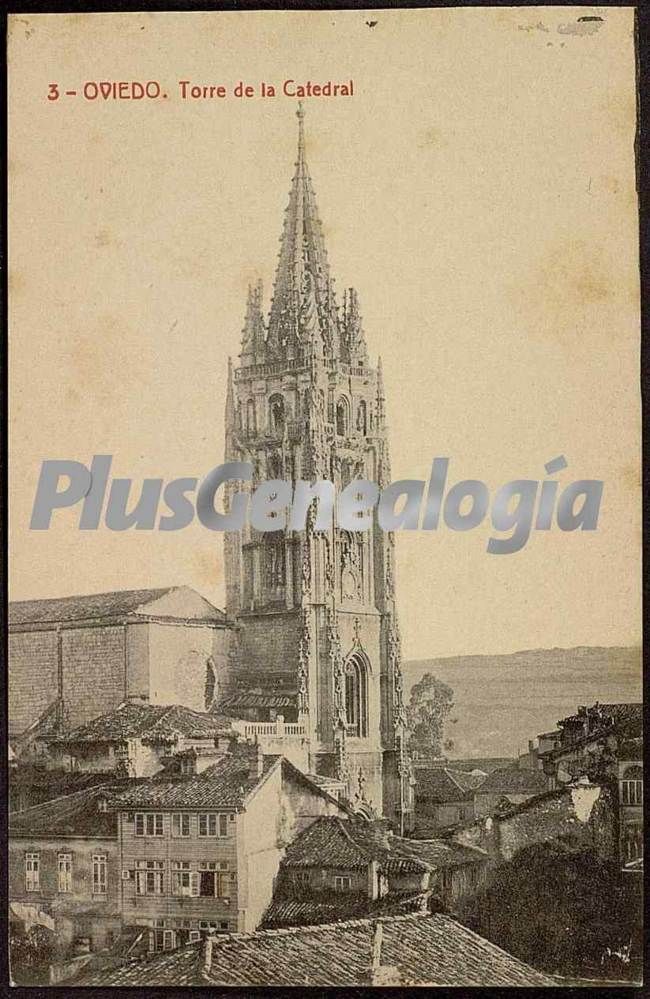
[219,105,414,832]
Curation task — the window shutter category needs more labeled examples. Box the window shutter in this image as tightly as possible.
[190,871,200,897]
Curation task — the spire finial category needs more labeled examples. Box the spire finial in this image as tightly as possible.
[296,101,306,160]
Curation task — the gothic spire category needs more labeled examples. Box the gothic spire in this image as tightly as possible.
[240,279,265,365]
[224,356,237,459]
[342,287,369,365]
[268,104,338,357]
[376,355,386,427]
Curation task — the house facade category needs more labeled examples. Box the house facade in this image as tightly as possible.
[9,785,123,955]
[537,701,643,870]
[413,767,484,835]
[111,743,347,947]
[263,815,488,928]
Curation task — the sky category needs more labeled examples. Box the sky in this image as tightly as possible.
[9,8,640,660]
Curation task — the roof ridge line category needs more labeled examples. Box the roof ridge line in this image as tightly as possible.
[206,909,430,946]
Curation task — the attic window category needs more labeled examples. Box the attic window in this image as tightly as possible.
[97,797,108,813]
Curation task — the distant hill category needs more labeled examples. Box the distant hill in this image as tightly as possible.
[403,646,642,760]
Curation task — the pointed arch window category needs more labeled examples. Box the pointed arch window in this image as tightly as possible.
[345,653,368,738]
[336,397,350,437]
[269,394,285,435]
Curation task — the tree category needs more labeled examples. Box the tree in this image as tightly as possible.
[457,841,641,981]
[406,673,454,757]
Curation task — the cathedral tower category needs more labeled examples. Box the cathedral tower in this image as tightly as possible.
[222,107,413,830]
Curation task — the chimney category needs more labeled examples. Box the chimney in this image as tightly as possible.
[202,934,213,975]
[368,922,402,986]
[248,739,264,779]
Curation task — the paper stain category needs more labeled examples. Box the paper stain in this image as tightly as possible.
[620,463,641,493]
[418,126,443,151]
[558,18,603,37]
[95,228,115,248]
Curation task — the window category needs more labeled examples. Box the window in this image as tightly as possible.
[269,394,285,435]
[57,853,72,893]
[92,854,108,894]
[621,766,643,805]
[344,653,368,738]
[171,862,199,897]
[333,875,352,891]
[162,930,176,952]
[198,813,228,838]
[189,930,201,943]
[135,813,164,837]
[172,813,191,838]
[263,536,286,596]
[198,862,234,898]
[25,853,40,892]
[293,870,310,887]
[135,860,164,895]
[199,920,230,933]
[336,397,349,436]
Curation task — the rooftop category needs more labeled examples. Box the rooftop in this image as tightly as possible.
[559,702,642,739]
[281,816,487,876]
[476,764,548,795]
[261,889,430,930]
[10,783,128,838]
[110,750,280,811]
[72,912,555,987]
[9,585,225,627]
[415,767,485,803]
[60,702,235,746]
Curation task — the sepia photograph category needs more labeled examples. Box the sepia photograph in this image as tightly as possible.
[6,6,643,989]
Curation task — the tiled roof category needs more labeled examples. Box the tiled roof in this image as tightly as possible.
[9,586,225,625]
[392,838,487,870]
[218,691,297,710]
[281,817,486,876]
[261,890,430,930]
[72,913,555,987]
[110,752,281,810]
[62,702,234,745]
[440,757,515,774]
[415,767,483,803]
[282,817,388,870]
[72,942,201,986]
[10,766,116,793]
[9,783,128,838]
[476,764,548,794]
